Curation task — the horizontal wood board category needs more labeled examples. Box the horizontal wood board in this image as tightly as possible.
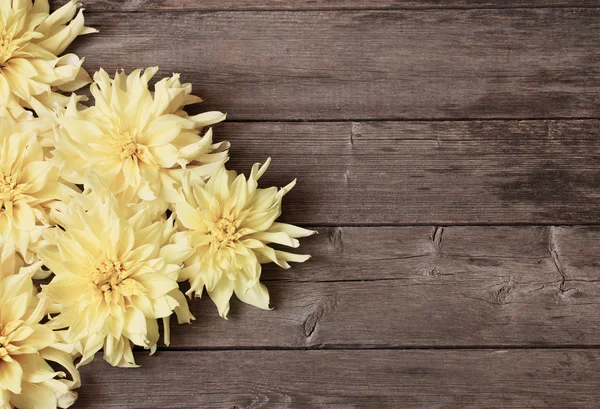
[220,120,600,225]
[76,349,600,409]
[64,0,600,11]
[164,226,600,348]
[66,8,600,121]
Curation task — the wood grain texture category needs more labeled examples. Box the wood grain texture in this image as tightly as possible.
[70,0,600,12]
[218,120,600,225]
[70,8,600,120]
[51,2,600,408]
[162,226,600,348]
[75,349,600,408]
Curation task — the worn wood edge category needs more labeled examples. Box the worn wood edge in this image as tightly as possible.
[75,349,600,409]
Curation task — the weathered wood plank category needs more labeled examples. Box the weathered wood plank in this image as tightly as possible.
[75,349,600,408]
[71,0,600,12]
[550,226,600,282]
[70,9,600,120]
[163,226,600,348]
[218,120,600,225]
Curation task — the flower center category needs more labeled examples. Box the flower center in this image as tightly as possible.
[0,32,17,66]
[209,217,242,247]
[0,171,17,201]
[91,259,142,301]
[117,132,144,160]
[0,335,10,360]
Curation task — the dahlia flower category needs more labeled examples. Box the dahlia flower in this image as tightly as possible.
[0,268,80,409]
[0,114,70,262]
[52,67,229,213]
[37,195,194,367]
[176,159,316,318]
[0,0,96,119]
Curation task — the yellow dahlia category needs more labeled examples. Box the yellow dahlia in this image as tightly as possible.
[37,195,194,367]
[176,159,316,318]
[0,269,80,409]
[0,114,71,262]
[52,67,229,213]
[0,0,96,118]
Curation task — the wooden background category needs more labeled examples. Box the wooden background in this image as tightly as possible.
[59,0,600,407]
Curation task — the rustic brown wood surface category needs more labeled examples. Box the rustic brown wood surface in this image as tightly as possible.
[64,0,600,407]
[71,8,600,121]
[167,226,600,348]
[222,120,600,224]
[65,0,600,11]
[75,350,600,409]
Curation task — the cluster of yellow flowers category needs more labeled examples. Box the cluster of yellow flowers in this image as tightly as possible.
[0,1,314,407]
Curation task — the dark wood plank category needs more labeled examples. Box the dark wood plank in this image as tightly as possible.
[72,0,600,12]
[69,8,600,120]
[217,120,600,225]
[165,226,600,348]
[75,349,600,408]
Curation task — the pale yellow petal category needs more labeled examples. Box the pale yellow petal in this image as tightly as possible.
[207,278,234,319]
[10,382,58,409]
[0,358,23,394]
